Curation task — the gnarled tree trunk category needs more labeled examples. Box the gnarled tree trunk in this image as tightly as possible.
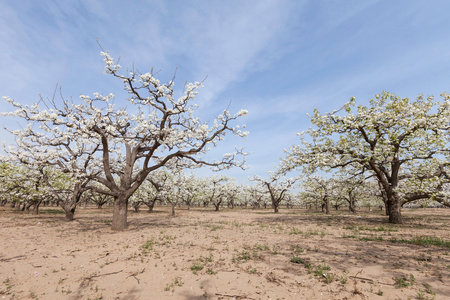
[387,197,403,224]
[112,197,129,230]
[65,207,76,221]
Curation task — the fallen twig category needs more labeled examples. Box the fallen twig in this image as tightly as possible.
[82,270,123,283]
[215,293,255,299]
[349,276,374,282]
[126,268,145,284]
[89,252,110,262]
[349,276,394,286]
[0,255,27,262]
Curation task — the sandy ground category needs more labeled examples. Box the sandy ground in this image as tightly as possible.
[0,206,449,300]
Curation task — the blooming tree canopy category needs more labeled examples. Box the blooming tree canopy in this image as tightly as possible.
[282,91,450,223]
[251,172,295,213]
[3,50,248,230]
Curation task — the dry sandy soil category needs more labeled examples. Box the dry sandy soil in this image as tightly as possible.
[0,206,449,300]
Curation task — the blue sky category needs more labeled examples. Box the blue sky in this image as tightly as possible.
[1,0,450,183]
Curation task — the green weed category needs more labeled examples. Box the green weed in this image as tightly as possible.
[290,256,304,264]
[390,236,450,248]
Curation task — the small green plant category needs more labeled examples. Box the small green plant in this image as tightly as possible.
[290,227,302,235]
[314,263,331,277]
[417,289,425,300]
[173,277,183,287]
[271,245,279,255]
[191,262,204,275]
[305,262,312,274]
[305,228,319,237]
[206,268,217,275]
[423,283,436,295]
[343,225,357,230]
[376,289,383,296]
[390,236,450,248]
[394,277,409,288]
[343,233,357,239]
[164,276,184,291]
[290,256,304,264]
[291,245,304,253]
[323,272,336,284]
[142,238,155,250]
[394,274,414,288]
[233,250,251,262]
[210,225,223,232]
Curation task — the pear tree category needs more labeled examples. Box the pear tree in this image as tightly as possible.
[3,50,248,230]
[282,92,450,223]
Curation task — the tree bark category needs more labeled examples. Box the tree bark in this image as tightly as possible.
[112,198,128,230]
[65,208,76,221]
[384,201,390,216]
[349,202,356,213]
[324,197,330,214]
[273,203,279,213]
[388,198,403,224]
[32,200,42,215]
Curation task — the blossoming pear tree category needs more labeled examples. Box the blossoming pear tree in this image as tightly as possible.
[250,172,296,213]
[299,175,339,214]
[3,50,248,230]
[246,184,266,209]
[0,163,54,214]
[178,174,203,210]
[282,91,450,224]
[205,175,229,211]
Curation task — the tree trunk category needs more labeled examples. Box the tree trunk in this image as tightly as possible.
[171,204,176,216]
[388,198,403,224]
[349,204,356,213]
[65,208,75,221]
[112,198,128,230]
[384,201,390,216]
[32,199,43,215]
[324,197,330,214]
[273,203,279,213]
[146,198,157,212]
[349,199,356,213]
